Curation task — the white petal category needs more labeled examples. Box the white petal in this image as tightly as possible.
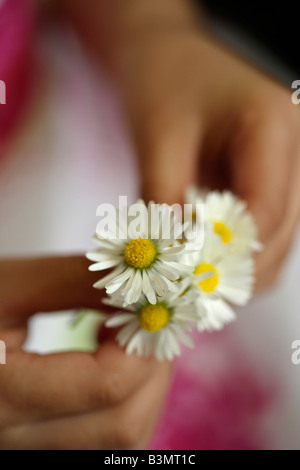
[165,328,180,361]
[177,278,194,298]
[154,330,168,361]
[106,313,136,327]
[116,320,139,347]
[131,270,143,303]
[110,267,133,286]
[92,235,121,249]
[88,258,121,271]
[164,278,179,294]
[122,270,136,297]
[142,270,152,295]
[162,245,185,256]
[86,252,106,262]
[126,330,144,355]
[161,260,192,276]
[142,332,154,357]
[147,270,166,297]
[92,266,124,289]
[106,282,124,295]
[198,299,236,331]
[218,284,252,306]
[142,271,157,304]
[125,270,143,305]
[173,310,199,324]
[154,261,180,281]
[165,329,181,357]
[171,325,194,348]
[159,239,175,249]
[159,253,182,262]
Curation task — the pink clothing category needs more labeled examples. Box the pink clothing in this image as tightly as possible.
[0,0,36,142]
[151,331,277,450]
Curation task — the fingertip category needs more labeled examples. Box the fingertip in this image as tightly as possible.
[245,196,285,242]
[141,184,185,206]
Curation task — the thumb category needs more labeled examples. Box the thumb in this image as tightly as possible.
[0,256,110,322]
[138,116,201,205]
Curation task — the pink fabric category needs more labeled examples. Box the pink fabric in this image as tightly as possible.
[0,0,37,143]
[151,331,278,450]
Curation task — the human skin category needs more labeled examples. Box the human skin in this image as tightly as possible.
[0,257,171,450]
[1,0,300,450]
[62,0,300,290]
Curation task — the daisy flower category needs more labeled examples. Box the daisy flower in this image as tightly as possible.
[186,187,262,254]
[197,297,237,332]
[87,200,192,306]
[184,232,255,331]
[105,279,199,361]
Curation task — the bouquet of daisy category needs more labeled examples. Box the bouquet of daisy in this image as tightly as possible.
[86,189,261,361]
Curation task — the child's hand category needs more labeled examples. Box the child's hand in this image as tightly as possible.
[63,1,300,290]
[0,257,171,450]
[115,30,300,290]
[61,0,300,287]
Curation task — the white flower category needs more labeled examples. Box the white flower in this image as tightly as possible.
[87,200,192,306]
[105,279,199,361]
[196,298,237,332]
[184,232,255,331]
[186,187,262,254]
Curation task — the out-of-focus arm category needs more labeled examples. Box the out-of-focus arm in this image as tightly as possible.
[60,0,201,71]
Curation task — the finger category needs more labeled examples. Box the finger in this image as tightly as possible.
[231,107,293,242]
[0,327,27,349]
[255,268,281,291]
[0,338,160,424]
[138,114,201,204]
[3,361,171,450]
[281,139,300,231]
[256,140,300,284]
[0,256,113,322]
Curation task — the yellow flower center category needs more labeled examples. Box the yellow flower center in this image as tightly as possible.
[195,263,219,293]
[124,238,157,269]
[213,221,232,244]
[139,304,170,332]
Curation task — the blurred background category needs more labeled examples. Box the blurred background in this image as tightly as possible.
[0,0,300,450]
